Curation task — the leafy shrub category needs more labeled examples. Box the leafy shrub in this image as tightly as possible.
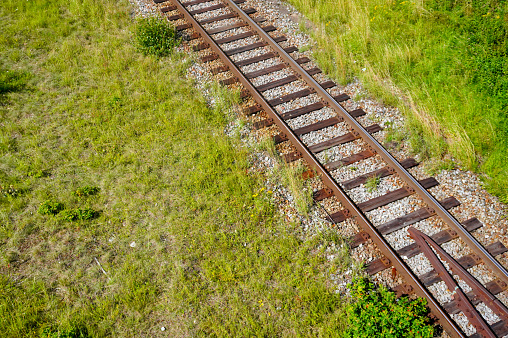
[60,208,96,221]
[135,17,179,57]
[72,186,100,197]
[38,200,64,215]
[345,278,434,337]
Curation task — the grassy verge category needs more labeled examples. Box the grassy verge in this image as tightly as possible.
[0,0,352,336]
[285,0,508,203]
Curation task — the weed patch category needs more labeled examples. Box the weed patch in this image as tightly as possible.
[345,278,434,337]
[59,208,97,222]
[41,327,89,338]
[38,200,64,216]
[0,67,29,97]
[135,17,179,57]
[72,186,99,197]
[364,175,381,193]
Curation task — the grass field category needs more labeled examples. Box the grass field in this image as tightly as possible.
[285,0,508,203]
[0,0,353,336]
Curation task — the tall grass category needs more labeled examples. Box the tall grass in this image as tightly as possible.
[286,0,508,202]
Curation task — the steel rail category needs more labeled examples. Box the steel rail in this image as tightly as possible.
[409,227,500,337]
[223,0,508,288]
[165,0,466,336]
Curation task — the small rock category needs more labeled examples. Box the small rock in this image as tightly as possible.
[161,327,166,331]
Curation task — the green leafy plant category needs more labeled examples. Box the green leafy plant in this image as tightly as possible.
[60,208,97,221]
[135,17,179,57]
[72,186,100,197]
[38,200,64,215]
[345,278,434,337]
[27,169,49,178]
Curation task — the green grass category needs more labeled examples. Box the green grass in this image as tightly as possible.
[285,0,508,203]
[0,0,354,336]
[364,175,381,193]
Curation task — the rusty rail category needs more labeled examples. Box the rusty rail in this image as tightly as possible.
[409,227,508,337]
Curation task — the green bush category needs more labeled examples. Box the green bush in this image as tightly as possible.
[345,278,434,338]
[38,200,64,215]
[72,186,99,197]
[60,208,96,221]
[135,17,179,57]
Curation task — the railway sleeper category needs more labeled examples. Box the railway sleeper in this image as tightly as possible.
[166,13,184,20]
[293,116,344,136]
[189,4,227,15]
[278,95,354,122]
[182,0,243,6]
[376,196,461,235]
[176,23,193,31]
[193,42,209,51]
[244,63,288,79]
[325,149,376,171]
[308,123,382,153]
[206,22,247,35]
[341,158,419,190]
[470,321,508,338]
[323,177,439,228]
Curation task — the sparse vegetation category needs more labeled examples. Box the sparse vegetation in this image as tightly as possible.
[280,162,314,217]
[257,134,314,217]
[0,67,29,98]
[364,175,381,193]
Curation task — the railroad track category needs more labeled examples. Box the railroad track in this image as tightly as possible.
[151,0,508,336]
